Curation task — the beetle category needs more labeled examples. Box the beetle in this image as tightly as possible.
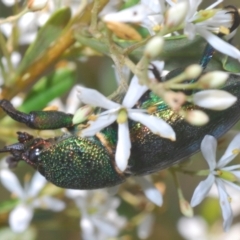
[0,69,240,190]
[0,4,240,189]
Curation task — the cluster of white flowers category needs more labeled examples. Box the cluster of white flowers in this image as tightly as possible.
[0,0,240,238]
[103,0,240,61]
[74,60,237,173]
[65,189,126,240]
[190,134,240,231]
[0,161,65,232]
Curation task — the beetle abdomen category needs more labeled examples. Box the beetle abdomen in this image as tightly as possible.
[37,136,127,189]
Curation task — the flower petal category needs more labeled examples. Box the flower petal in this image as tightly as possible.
[81,216,95,240]
[77,86,120,110]
[81,113,117,137]
[196,28,240,61]
[27,172,47,198]
[0,169,24,199]
[231,171,240,179]
[9,205,33,233]
[137,213,154,239]
[190,174,215,207]
[92,217,120,237]
[115,122,131,172]
[135,176,163,206]
[65,189,89,199]
[223,179,240,192]
[128,112,176,140]
[200,135,217,170]
[32,196,66,211]
[215,178,233,231]
[217,133,240,168]
[122,75,148,108]
[193,90,237,110]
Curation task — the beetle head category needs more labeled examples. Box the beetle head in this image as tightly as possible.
[0,132,53,169]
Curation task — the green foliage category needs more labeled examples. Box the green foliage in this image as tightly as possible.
[17,7,71,75]
[19,66,76,112]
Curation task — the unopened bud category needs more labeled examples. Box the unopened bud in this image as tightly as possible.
[28,0,48,11]
[144,36,164,59]
[72,105,94,125]
[193,90,237,110]
[165,2,188,28]
[179,198,193,217]
[198,71,229,89]
[184,64,202,79]
[182,109,209,126]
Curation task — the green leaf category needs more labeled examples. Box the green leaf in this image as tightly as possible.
[0,199,19,214]
[19,65,76,112]
[75,34,240,72]
[17,7,71,75]
[122,0,139,9]
[215,53,240,73]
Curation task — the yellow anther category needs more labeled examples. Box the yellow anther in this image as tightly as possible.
[147,106,157,114]
[219,26,230,35]
[152,25,162,32]
[88,114,98,121]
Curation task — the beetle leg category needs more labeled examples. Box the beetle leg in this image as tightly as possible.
[0,99,73,130]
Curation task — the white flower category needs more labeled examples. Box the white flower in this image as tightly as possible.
[107,175,163,206]
[190,134,240,231]
[0,170,65,232]
[177,216,208,240]
[103,0,167,34]
[178,216,240,240]
[65,189,126,240]
[181,0,240,61]
[76,69,176,172]
[134,176,163,206]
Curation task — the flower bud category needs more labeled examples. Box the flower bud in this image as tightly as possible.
[179,198,193,217]
[165,2,188,28]
[144,36,164,59]
[72,105,94,125]
[184,64,202,79]
[28,0,48,11]
[198,71,229,89]
[183,110,209,126]
[193,90,237,110]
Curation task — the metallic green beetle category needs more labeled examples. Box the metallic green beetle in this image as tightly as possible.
[0,4,240,189]
[0,71,240,190]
